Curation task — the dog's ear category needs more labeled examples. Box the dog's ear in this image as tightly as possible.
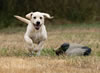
[26,12,33,19]
[42,13,54,19]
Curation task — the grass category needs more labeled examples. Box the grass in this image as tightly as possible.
[0,48,56,57]
[0,23,100,73]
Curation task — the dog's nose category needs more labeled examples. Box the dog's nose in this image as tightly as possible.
[36,21,40,25]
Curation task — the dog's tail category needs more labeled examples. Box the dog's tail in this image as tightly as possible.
[14,15,30,24]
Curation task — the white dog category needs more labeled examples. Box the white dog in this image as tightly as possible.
[14,11,53,56]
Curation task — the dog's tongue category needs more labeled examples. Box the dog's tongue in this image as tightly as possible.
[36,27,39,30]
[35,26,40,30]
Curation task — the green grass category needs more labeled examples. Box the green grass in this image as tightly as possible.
[0,48,28,57]
[47,23,100,30]
[0,47,100,57]
[41,49,56,56]
[0,48,56,57]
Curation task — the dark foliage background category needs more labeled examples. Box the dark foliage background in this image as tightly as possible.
[0,0,100,28]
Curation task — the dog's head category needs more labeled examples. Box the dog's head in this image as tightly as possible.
[26,12,53,30]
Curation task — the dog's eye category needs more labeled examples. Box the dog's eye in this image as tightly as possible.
[40,17,42,19]
[33,17,36,19]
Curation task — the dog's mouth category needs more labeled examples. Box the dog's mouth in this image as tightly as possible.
[33,24,41,30]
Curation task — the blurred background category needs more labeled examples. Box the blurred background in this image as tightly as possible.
[0,0,100,28]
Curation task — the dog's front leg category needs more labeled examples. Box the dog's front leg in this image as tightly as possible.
[34,41,45,56]
[24,35,34,54]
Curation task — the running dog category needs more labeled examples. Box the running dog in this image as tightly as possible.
[14,11,53,56]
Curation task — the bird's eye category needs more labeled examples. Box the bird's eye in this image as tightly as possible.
[40,17,42,19]
[33,17,36,19]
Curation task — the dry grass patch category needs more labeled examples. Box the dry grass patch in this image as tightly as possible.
[0,24,100,73]
[0,56,100,73]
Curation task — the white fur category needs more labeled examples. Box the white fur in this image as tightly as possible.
[14,11,53,56]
